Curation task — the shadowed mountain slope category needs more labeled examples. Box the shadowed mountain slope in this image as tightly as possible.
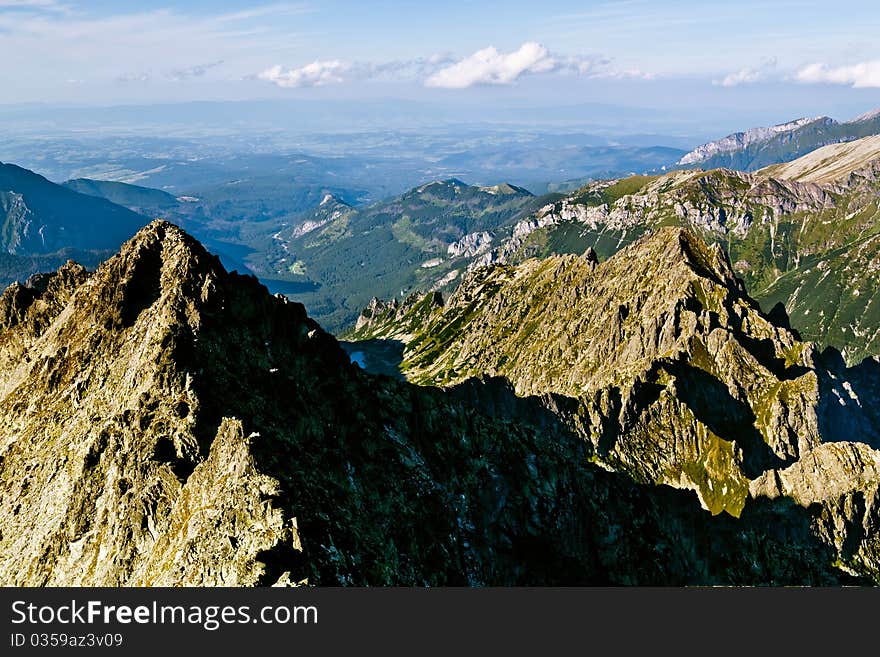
[1,221,876,585]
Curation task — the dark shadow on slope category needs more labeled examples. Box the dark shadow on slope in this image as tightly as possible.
[446,375,581,433]
[176,270,867,585]
[816,347,880,447]
[718,297,809,380]
[120,241,163,327]
[738,333,810,380]
[663,360,786,476]
[767,300,802,340]
[338,338,405,379]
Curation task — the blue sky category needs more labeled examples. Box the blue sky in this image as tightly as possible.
[2,0,880,129]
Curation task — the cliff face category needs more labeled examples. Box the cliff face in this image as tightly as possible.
[0,220,874,586]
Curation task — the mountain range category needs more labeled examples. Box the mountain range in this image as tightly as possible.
[0,161,146,256]
[351,222,880,516]
[3,107,880,586]
[447,134,880,364]
[1,220,877,585]
[677,109,880,171]
[245,179,548,331]
[0,162,152,290]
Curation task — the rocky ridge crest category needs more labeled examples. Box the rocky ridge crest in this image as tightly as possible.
[2,221,874,585]
[352,225,880,572]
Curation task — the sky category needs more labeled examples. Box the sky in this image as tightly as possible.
[1,0,880,132]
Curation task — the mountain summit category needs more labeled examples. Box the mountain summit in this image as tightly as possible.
[352,225,880,539]
[2,221,877,585]
[678,116,828,166]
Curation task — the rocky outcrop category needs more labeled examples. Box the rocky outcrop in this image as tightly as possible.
[750,442,880,505]
[289,195,353,238]
[447,231,493,258]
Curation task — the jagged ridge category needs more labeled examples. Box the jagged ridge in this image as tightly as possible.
[474,138,880,363]
[1,221,874,585]
[351,226,880,575]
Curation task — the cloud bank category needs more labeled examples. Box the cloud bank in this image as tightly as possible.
[714,57,777,87]
[257,42,633,91]
[423,42,623,88]
[796,61,880,88]
[718,67,763,87]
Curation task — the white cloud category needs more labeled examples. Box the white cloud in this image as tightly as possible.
[420,42,635,89]
[718,67,762,87]
[423,43,556,88]
[714,57,777,87]
[796,61,880,88]
[256,45,646,91]
[425,42,558,88]
[258,60,350,88]
[256,53,462,88]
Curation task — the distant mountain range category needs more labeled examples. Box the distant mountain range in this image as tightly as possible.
[5,110,880,585]
[63,178,180,214]
[676,108,880,171]
[0,162,147,255]
[248,178,549,331]
[0,162,151,288]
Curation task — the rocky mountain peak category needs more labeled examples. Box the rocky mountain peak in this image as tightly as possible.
[4,221,880,585]
[669,226,745,291]
[477,182,533,196]
[350,225,880,522]
[317,193,350,209]
[0,259,89,333]
[0,219,334,585]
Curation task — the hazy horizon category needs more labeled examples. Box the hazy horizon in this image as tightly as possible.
[1,0,879,140]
